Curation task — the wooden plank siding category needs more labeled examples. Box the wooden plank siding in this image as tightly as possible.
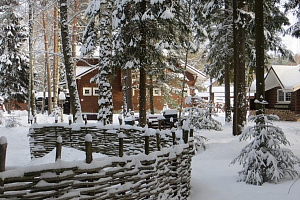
[76,67,123,114]
[296,90,300,114]
[265,87,280,110]
[264,86,300,114]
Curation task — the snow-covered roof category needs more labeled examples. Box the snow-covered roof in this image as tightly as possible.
[179,60,206,80]
[251,65,300,92]
[76,66,96,78]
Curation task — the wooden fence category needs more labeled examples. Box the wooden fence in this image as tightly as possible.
[0,124,194,199]
[28,124,183,159]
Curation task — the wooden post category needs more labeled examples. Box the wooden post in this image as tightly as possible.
[0,136,7,172]
[182,120,189,144]
[158,119,162,130]
[182,129,189,144]
[145,135,149,155]
[190,126,194,137]
[118,116,122,125]
[56,136,62,161]
[84,114,87,125]
[156,130,161,151]
[172,128,176,145]
[119,133,124,157]
[68,115,72,125]
[170,117,174,129]
[85,134,93,164]
[29,115,33,124]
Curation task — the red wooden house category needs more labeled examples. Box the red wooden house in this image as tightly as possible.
[71,59,206,115]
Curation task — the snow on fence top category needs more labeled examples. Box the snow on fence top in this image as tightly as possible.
[28,124,183,158]
[0,124,194,199]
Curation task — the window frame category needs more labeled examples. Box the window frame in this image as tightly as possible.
[93,87,100,96]
[153,88,162,96]
[277,89,291,103]
[83,87,92,96]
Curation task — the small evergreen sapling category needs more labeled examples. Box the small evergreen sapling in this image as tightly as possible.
[231,109,300,185]
[183,95,222,131]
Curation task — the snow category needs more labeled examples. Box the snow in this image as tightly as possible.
[1,111,300,199]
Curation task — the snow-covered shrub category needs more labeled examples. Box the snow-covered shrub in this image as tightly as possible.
[184,95,222,131]
[231,114,300,185]
[5,113,22,127]
[182,107,222,131]
[194,135,208,151]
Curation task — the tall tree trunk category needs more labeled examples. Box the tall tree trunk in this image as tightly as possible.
[225,0,231,123]
[42,1,52,115]
[225,62,231,122]
[255,0,265,117]
[53,2,59,109]
[59,0,83,123]
[28,0,36,119]
[139,0,147,127]
[233,0,247,136]
[125,69,133,112]
[149,74,154,114]
[72,0,78,75]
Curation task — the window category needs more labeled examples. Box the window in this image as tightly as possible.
[277,89,291,103]
[83,87,92,96]
[93,87,100,96]
[153,88,161,96]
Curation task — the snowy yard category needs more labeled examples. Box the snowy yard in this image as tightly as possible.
[1,111,300,200]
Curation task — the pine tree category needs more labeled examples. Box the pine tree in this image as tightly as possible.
[0,1,29,114]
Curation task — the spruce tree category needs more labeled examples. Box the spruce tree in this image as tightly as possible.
[232,101,300,185]
[0,1,29,114]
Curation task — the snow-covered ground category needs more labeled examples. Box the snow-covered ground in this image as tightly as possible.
[1,111,300,200]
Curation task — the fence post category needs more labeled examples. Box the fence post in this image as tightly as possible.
[190,125,194,137]
[85,134,93,164]
[144,129,150,155]
[156,130,161,151]
[0,136,7,172]
[171,128,176,145]
[119,132,124,157]
[68,115,72,125]
[182,120,189,144]
[158,119,162,130]
[29,115,33,124]
[118,114,123,125]
[170,117,174,129]
[182,129,189,144]
[56,136,62,161]
[84,114,87,125]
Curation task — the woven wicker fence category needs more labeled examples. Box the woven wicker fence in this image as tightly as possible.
[28,124,181,159]
[0,123,194,199]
